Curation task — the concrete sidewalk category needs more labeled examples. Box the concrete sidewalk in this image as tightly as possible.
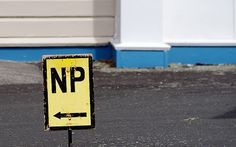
[0,61,42,85]
[0,60,236,84]
[0,61,236,146]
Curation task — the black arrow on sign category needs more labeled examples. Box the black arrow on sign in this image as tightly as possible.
[54,112,87,119]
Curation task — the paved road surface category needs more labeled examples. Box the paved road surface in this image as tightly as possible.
[0,61,236,146]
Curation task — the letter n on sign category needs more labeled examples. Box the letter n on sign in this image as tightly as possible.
[43,54,95,131]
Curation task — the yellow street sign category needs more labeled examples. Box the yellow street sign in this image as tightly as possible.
[43,55,95,130]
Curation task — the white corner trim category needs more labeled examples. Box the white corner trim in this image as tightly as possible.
[112,42,171,51]
[0,37,111,47]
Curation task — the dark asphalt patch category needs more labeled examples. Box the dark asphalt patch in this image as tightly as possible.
[0,71,236,146]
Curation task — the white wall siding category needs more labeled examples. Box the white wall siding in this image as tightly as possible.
[0,0,115,17]
[0,0,115,46]
[163,0,235,43]
[0,18,114,37]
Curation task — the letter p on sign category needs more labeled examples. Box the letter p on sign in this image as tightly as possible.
[43,54,95,131]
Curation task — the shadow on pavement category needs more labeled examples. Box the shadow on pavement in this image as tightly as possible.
[213,107,236,119]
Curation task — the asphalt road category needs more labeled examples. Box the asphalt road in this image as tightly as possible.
[0,62,236,147]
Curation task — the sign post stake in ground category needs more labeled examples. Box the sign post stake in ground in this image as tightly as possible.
[68,128,72,147]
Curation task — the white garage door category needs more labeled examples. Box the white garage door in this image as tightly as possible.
[0,0,115,46]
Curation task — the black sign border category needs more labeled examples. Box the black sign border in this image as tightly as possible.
[43,54,95,131]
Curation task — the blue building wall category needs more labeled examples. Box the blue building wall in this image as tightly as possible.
[0,45,113,61]
[115,46,236,68]
[168,46,236,65]
[0,45,236,68]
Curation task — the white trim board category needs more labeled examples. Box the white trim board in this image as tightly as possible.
[0,37,111,47]
[112,43,170,51]
[166,40,236,46]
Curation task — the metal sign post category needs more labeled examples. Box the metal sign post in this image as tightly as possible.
[68,128,72,147]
